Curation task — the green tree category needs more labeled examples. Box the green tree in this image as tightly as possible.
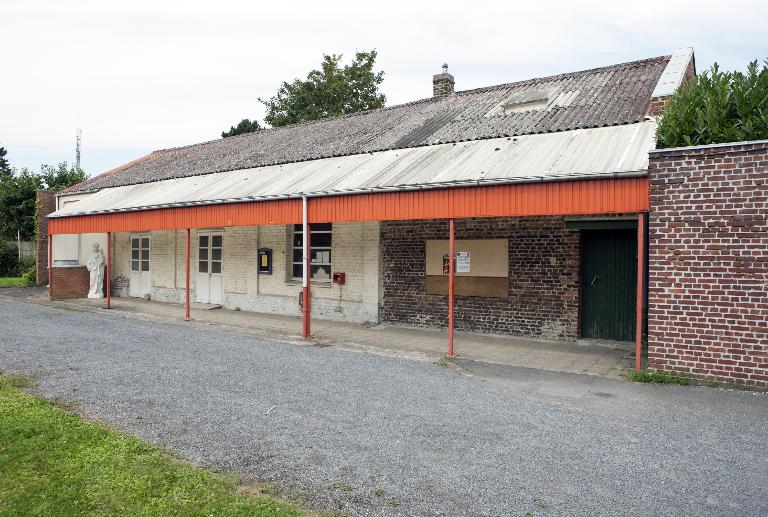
[0,168,42,240]
[260,50,386,128]
[0,162,86,240]
[656,60,768,148]
[221,118,262,138]
[0,146,11,179]
[39,162,87,192]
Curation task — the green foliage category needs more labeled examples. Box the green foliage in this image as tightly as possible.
[0,375,301,516]
[0,277,33,288]
[0,241,34,278]
[0,240,16,276]
[0,146,10,178]
[656,60,768,148]
[624,369,691,385]
[21,266,36,285]
[18,254,35,278]
[260,50,385,128]
[0,160,86,240]
[222,118,263,138]
[39,162,87,192]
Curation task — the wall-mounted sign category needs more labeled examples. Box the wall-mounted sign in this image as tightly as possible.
[257,248,272,274]
[456,251,471,273]
[425,239,508,298]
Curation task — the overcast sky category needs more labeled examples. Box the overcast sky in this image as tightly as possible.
[1,0,765,177]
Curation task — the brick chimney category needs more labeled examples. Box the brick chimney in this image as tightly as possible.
[432,63,455,96]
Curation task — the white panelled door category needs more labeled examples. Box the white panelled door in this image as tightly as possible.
[196,231,223,304]
[129,235,151,297]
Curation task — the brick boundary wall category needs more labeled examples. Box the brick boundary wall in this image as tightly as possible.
[50,266,90,299]
[647,140,768,387]
[380,217,580,341]
[35,191,56,286]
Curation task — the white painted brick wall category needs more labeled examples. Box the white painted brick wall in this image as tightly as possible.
[107,223,380,323]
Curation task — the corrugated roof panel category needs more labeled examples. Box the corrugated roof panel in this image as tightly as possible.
[64,55,670,194]
[52,121,656,218]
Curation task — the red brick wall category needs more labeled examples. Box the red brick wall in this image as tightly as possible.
[50,266,90,299]
[35,191,56,286]
[647,141,768,387]
[649,96,672,117]
[380,217,581,341]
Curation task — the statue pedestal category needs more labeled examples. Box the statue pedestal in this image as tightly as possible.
[88,293,105,299]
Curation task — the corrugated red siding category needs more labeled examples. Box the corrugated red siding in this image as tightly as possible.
[309,177,649,222]
[49,177,648,234]
[49,198,303,234]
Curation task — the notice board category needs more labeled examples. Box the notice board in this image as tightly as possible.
[425,239,508,298]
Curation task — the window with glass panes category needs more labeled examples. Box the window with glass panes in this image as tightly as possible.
[198,234,222,274]
[292,223,332,280]
[130,236,150,272]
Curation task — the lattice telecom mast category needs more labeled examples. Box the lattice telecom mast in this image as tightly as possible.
[75,129,82,170]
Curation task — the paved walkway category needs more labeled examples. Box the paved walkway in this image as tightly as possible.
[55,295,636,378]
[1,298,766,516]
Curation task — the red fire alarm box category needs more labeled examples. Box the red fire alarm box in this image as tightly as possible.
[332,272,346,285]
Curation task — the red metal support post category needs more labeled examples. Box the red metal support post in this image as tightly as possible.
[302,196,311,338]
[185,228,191,321]
[448,219,455,357]
[106,232,111,309]
[47,233,52,300]
[304,228,312,337]
[635,212,646,371]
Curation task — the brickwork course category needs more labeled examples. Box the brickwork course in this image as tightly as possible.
[647,141,768,387]
[380,217,581,341]
[50,266,90,299]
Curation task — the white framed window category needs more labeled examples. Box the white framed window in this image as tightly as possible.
[130,235,150,272]
[292,223,332,280]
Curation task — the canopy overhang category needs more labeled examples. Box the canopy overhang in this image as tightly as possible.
[49,121,654,234]
[48,175,648,234]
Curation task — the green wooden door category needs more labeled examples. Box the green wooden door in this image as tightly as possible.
[580,230,636,341]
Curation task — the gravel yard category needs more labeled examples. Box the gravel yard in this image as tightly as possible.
[1,298,767,516]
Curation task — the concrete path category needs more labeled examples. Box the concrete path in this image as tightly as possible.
[58,295,635,379]
[1,297,767,516]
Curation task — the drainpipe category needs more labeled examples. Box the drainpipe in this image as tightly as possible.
[185,228,191,321]
[635,212,646,371]
[448,219,455,357]
[302,196,311,338]
[47,233,52,300]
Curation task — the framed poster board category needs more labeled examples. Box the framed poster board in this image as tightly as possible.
[425,239,508,298]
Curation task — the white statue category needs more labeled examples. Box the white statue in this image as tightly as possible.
[86,242,106,298]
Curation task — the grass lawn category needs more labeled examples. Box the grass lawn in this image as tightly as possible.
[0,373,302,516]
[0,277,32,288]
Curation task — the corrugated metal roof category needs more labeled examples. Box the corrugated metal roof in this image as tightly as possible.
[52,121,656,218]
[65,55,669,194]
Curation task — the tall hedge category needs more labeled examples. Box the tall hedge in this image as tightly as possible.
[656,60,768,148]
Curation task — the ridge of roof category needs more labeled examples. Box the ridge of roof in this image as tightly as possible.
[450,54,670,96]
